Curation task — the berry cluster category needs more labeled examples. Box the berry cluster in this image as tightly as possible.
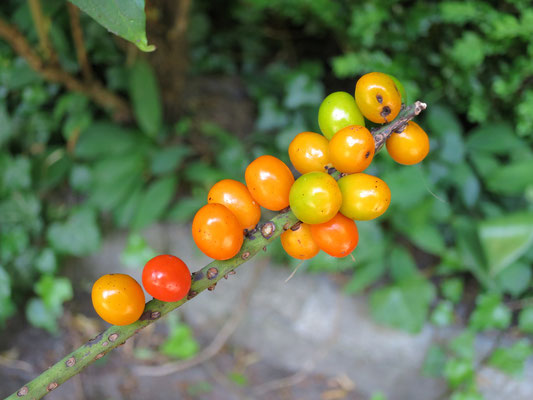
[91,72,429,326]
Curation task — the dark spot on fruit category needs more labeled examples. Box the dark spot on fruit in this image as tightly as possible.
[380,106,391,118]
[365,151,370,158]
[376,94,383,104]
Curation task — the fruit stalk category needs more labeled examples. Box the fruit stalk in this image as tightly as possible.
[6,101,426,400]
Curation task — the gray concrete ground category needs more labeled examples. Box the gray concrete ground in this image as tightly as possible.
[1,223,532,400]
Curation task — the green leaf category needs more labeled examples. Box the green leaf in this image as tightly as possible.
[47,208,101,256]
[227,372,249,387]
[404,224,446,256]
[466,122,522,155]
[444,358,474,388]
[167,196,204,223]
[1,155,31,193]
[34,275,73,314]
[35,248,58,274]
[186,381,213,396]
[453,218,493,290]
[479,212,533,276]
[450,388,484,400]
[69,164,93,193]
[113,184,143,228]
[283,72,324,109]
[518,307,533,334]
[369,277,435,333]
[422,344,447,377]
[69,0,155,51]
[120,233,157,268]
[494,262,531,297]
[383,167,428,209]
[150,145,191,175]
[75,122,143,160]
[0,265,11,299]
[450,331,476,361]
[0,228,29,263]
[488,339,533,377]
[89,154,145,211]
[441,278,464,304]
[469,293,511,332]
[389,246,418,282]
[129,60,162,137]
[430,301,455,327]
[0,296,16,325]
[343,259,386,294]
[25,298,58,334]
[131,176,177,230]
[485,159,533,195]
[159,315,200,360]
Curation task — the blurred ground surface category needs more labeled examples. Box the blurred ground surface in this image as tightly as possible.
[1,224,532,400]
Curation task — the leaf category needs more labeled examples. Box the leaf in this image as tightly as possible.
[494,262,531,297]
[227,372,249,387]
[159,315,200,359]
[444,358,474,388]
[441,278,464,304]
[47,208,101,256]
[450,331,475,361]
[486,159,533,195]
[35,248,58,274]
[430,301,455,327]
[404,224,446,256]
[69,0,155,52]
[466,122,522,155]
[0,296,15,325]
[150,146,191,175]
[488,340,533,377]
[518,307,533,334]
[0,265,11,299]
[120,233,157,268]
[382,166,429,210]
[0,155,31,193]
[389,245,418,282]
[167,196,203,223]
[453,218,493,290]
[422,345,446,377]
[75,121,143,160]
[469,293,511,332]
[129,60,162,137]
[478,212,533,276]
[34,275,73,314]
[369,277,435,333]
[283,73,324,109]
[343,259,386,294]
[113,184,143,228]
[88,154,145,211]
[25,298,58,334]
[450,389,484,400]
[131,176,177,230]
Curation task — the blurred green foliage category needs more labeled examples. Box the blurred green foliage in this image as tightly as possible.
[0,0,532,396]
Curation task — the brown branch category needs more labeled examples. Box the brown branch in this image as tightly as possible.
[67,3,93,82]
[27,0,56,62]
[169,0,192,40]
[0,17,131,121]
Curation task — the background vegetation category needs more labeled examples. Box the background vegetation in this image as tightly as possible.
[1,0,532,399]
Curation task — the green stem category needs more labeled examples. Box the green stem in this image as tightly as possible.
[6,101,426,400]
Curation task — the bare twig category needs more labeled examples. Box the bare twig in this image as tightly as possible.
[27,0,56,62]
[133,260,267,377]
[169,0,192,40]
[0,17,131,121]
[67,3,93,82]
